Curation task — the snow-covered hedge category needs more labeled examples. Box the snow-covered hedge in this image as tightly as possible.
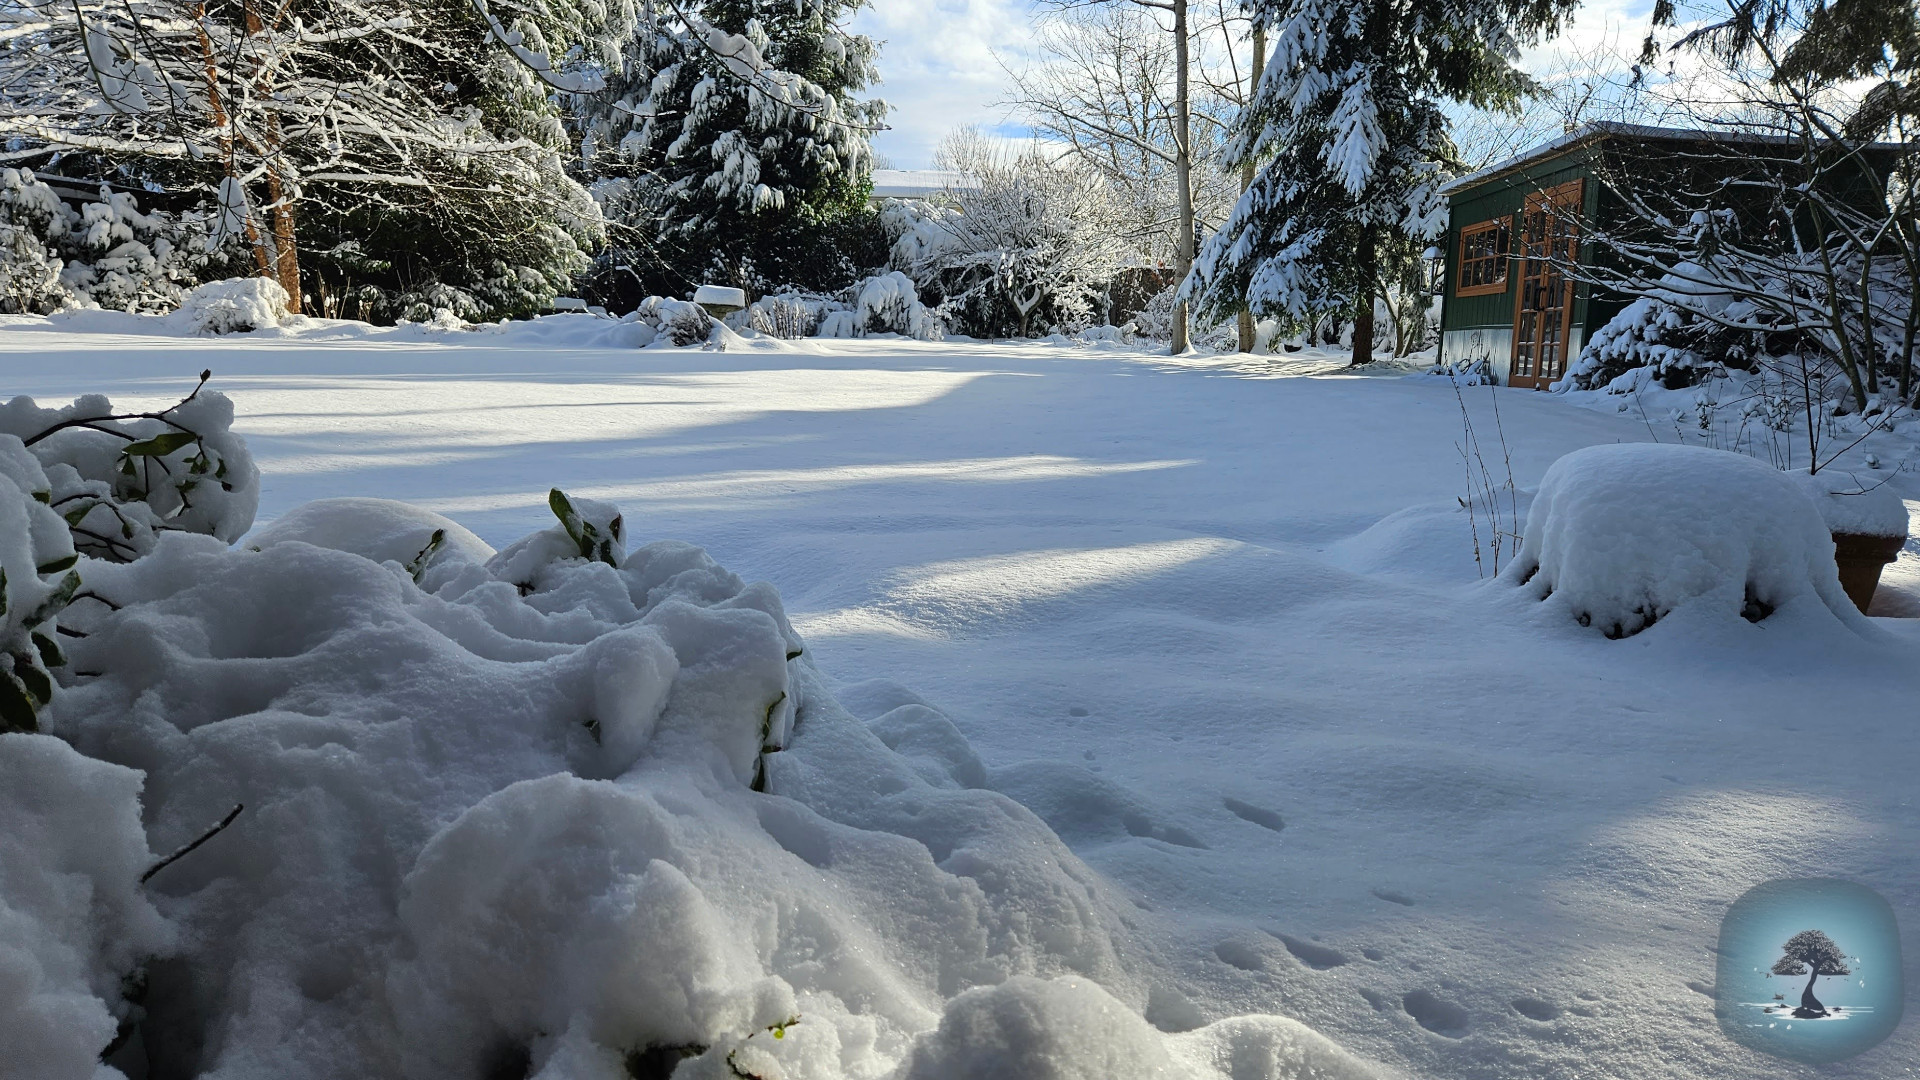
[1502,443,1868,638]
[0,169,238,316]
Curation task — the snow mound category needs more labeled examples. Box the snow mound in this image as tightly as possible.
[1502,443,1866,637]
[896,976,1379,1080]
[0,733,171,1080]
[33,492,1370,1078]
[164,278,289,335]
[248,497,495,578]
[1790,469,1910,538]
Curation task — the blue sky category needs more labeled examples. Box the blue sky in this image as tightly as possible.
[851,0,1659,170]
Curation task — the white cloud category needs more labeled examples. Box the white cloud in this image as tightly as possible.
[852,0,1039,168]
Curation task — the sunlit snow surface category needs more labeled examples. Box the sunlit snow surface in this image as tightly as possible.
[4,312,1919,1080]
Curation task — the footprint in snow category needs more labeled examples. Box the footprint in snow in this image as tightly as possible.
[1268,931,1348,970]
[1213,940,1270,972]
[1069,706,1090,717]
[1371,887,1415,906]
[1511,997,1560,1022]
[1403,990,1471,1038]
[1223,797,1285,832]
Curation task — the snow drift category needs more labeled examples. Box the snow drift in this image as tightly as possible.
[11,483,1379,1079]
[1503,443,1869,638]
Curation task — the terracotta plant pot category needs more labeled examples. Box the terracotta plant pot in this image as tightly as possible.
[1832,531,1907,613]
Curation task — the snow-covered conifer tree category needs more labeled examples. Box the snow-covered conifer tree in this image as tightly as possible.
[579,0,886,303]
[1186,0,1576,363]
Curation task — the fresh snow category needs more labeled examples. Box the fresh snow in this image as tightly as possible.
[3,313,1919,1080]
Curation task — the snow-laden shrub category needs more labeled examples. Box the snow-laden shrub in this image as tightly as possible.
[35,490,1173,1077]
[631,295,714,347]
[0,438,80,732]
[0,733,171,1074]
[890,135,1127,338]
[815,271,944,340]
[1502,443,1866,638]
[164,277,289,335]
[0,381,260,564]
[742,291,832,338]
[0,169,236,315]
[1,221,68,314]
[743,275,945,341]
[1565,293,1750,392]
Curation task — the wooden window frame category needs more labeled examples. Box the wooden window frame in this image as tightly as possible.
[1455,217,1512,297]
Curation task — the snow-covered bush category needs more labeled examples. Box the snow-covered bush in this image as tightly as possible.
[742,291,833,338]
[0,380,260,564]
[816,271,945,340]
[163,278,290,335]
[0,169,234,315]
[0,438,80,732]
[1502,443,1867,638]
[891,132,1128,338]
[0,733,171,1076]
[1565,292,1752,392]
[630,296,715,347]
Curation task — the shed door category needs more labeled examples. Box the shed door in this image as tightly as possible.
[1509,180,1582,390]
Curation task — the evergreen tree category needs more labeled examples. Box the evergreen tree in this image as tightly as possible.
[1185,0,1576,363]
[579,0,886,305]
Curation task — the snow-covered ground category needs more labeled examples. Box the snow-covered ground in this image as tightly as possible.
[4,313,1918,1080]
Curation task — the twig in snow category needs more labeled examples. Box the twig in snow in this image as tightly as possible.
[141,803,243,884]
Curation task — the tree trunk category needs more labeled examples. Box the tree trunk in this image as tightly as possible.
[264,167,302,315]
[1235,24,1266,354]
[1800,968,1825,1015]
[1351,224,1377,365]
[1169,0,1193,355]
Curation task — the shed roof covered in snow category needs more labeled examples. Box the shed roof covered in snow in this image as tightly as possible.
[1441,121,1907,196]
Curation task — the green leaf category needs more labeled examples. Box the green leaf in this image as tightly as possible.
[12,661,51,706]
[64,503,96,527]
[36,554,77,575]
[122,431,198,457]
[0,673,37,734]
[30,490,50,504]
[24,570,81,628]
[405,529,447,583]
[31,632,66,670]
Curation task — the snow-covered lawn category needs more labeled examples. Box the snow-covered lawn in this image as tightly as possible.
[5,315,1918,1080]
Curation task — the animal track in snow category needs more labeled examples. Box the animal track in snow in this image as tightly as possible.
[1371,888,1415,906]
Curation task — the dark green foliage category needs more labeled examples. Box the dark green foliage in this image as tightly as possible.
[581,0,885,305]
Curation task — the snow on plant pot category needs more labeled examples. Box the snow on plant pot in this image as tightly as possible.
[1501,443,1868,638]
[1790,470,1910,614]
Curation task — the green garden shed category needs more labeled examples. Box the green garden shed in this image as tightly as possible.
[1436,121,1905,389]
[1435,122,1657,389]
